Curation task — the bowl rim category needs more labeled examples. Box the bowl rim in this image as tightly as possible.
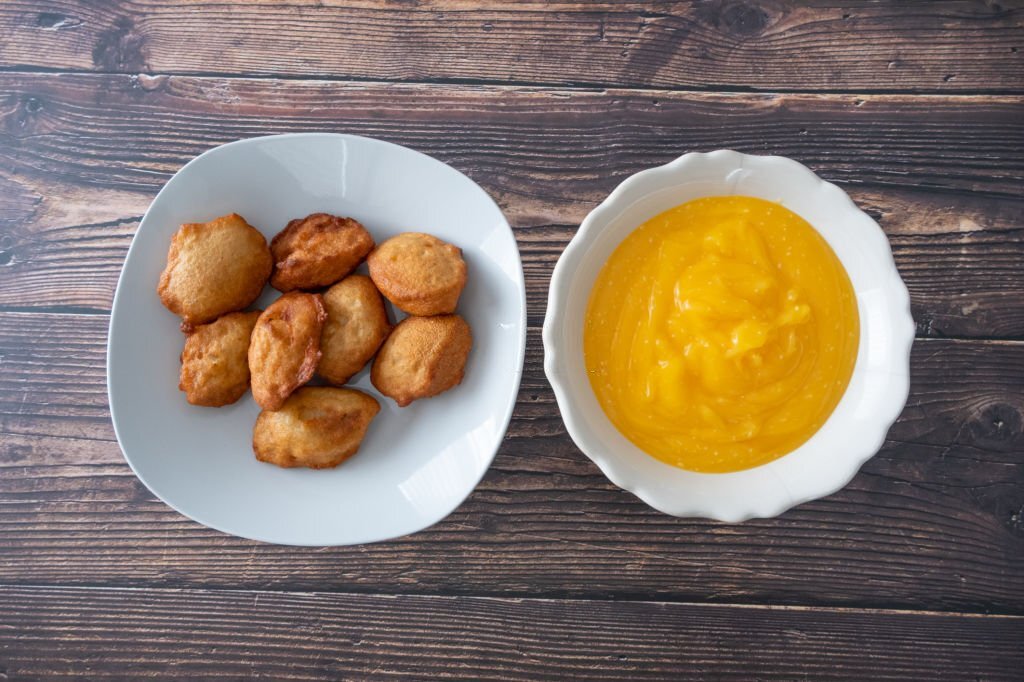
[106,132,528,545]
[543,150,914,521]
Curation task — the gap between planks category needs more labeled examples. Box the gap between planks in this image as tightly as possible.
[3,582,1022,620]
[1,67,1024,98]
[0,309,1020,344]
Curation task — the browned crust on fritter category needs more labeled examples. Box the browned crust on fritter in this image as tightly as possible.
[252,387,381,469]
[318,275,392,386]
[179,310,261,407]
[248,292,327,411]
[371,314,472,407]
[367,232,467,316]
[157,213,272,326]
[269,213,375,292]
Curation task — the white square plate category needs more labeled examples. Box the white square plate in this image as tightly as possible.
[107,133,526,545]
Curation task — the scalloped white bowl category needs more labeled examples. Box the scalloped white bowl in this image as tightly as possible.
[543,151,914,521]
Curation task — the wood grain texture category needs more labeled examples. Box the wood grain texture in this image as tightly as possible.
[2,218,1023,338]
[0,1,1022,93]
[1,586,1022,681]
[1,313,1021,612]
[1,74,1022,336]
[0,1,1020,674]
[2,75,1021,199]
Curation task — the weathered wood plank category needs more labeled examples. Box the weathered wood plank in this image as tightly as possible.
[1,586,1021,681]
[2,217,1022,337]
[1,75,1022,336]
[2,76,1021,200]
[0,1,1022,93]
[0,313,1021,612]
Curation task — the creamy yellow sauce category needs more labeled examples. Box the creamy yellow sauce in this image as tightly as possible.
[584,196,859,473]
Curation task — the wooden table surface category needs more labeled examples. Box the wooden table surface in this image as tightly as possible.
[1,1,1022,679]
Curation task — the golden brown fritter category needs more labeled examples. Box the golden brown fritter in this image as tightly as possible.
[248,292,327,411]
[371,315,472,407]
[253,387,381,469]
[270,213,374,292]
[157,213,272,327]
[367,232,467,316]
[319,275,391,386]
[179,311,261,407]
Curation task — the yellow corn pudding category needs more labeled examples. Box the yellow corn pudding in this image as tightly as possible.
[583,196,859,473]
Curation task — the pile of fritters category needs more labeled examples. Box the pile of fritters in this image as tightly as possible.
[158,212,472,469]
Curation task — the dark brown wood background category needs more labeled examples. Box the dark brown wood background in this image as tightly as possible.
[0,1,1022,679]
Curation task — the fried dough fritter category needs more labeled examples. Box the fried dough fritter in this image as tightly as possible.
[319,275,391,386]
[367,232,467,316]
[270,213,375,292]
[253,387,381,469]
[371,314,472,407]
[157,213,272,327]
[179,311,261,407]
[248,292,327,411]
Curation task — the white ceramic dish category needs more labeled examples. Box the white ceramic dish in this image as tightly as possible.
[107,133,526,545]
[543,150,914,521]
